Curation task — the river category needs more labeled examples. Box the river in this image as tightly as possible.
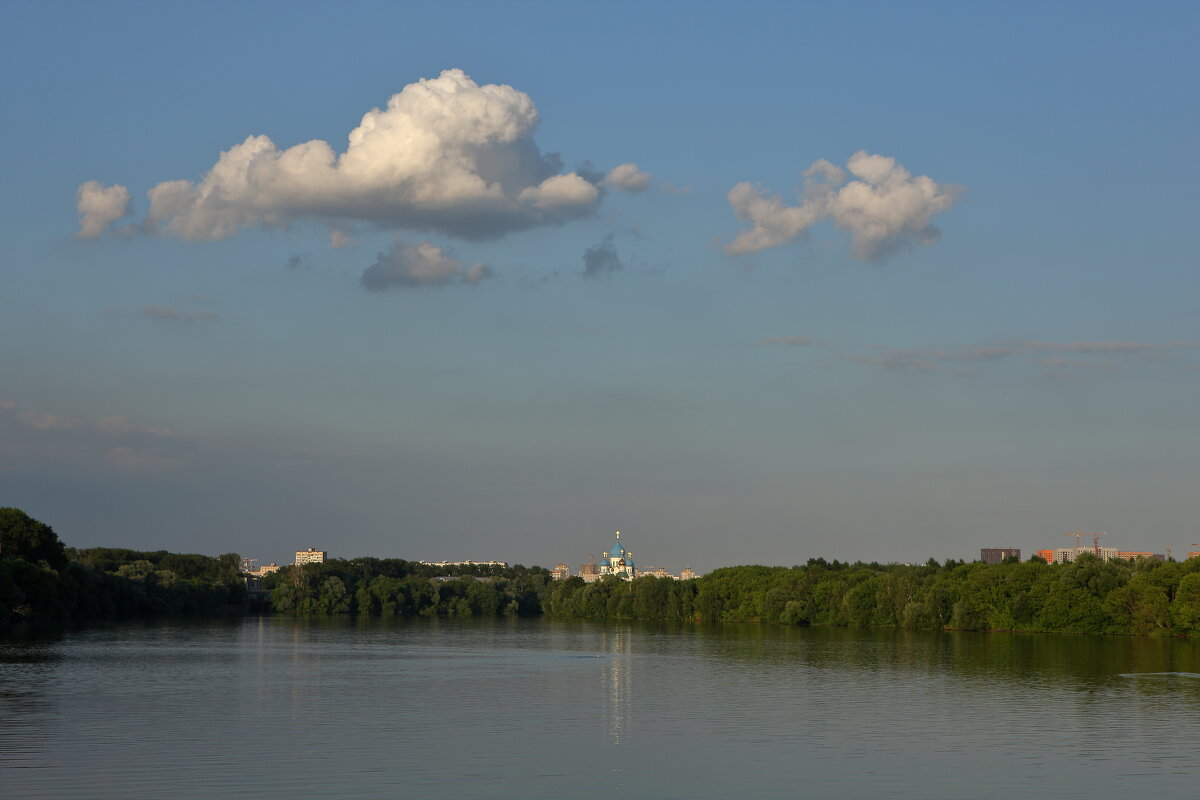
[3,616,1199,799]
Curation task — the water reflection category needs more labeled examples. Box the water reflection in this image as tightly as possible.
[598,625,631,743]
[5,618,1200,800]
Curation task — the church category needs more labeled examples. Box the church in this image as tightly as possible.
[579,531,637,582]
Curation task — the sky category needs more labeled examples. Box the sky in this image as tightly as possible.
[2,1,1198,572]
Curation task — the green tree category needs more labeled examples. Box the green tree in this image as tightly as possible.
[0,508,68,570]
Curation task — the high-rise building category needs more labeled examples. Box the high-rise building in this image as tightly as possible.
[295,548,327,566]
[980,548,1021,565]
[550,562,571,580]
[578,555,600,583]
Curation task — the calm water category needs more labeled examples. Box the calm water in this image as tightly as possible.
[3,617,1200,799]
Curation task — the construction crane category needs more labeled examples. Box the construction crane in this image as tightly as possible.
[1062,530,1107,556]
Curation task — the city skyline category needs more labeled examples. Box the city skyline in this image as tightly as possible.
[3,1,1198,573]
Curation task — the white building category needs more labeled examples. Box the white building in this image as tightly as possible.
[580,531,635,581]
[1052,546,1119,563]
[295,548,327,566]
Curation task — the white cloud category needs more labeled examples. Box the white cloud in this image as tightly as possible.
[605,163,651,193]
[516,172,598,211]
[361,240,477,290]
[726,152,962,261]
[81,69,626,243]
[75,180,131,238]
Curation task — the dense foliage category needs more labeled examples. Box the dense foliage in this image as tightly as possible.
[544,556,1200,637]
[264,558,550,617]
[1,508,68,570]
[1,508,246,621]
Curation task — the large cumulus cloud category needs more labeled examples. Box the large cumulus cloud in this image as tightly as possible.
[727,152,962,261]
[78,69,619,242]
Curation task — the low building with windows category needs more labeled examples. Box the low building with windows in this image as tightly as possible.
[1117,551,1165,562]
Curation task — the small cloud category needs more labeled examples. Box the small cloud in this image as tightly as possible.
[726,151,962,262]
[285,253,310,270]
[141,304,218,322]
[463,263,495,285]
[76,180,132,238]
[515,269,559,287]
[143,305,183,320]
[605,163,651,193]
[329,229,355,249]
[660,182,693,195]
[758,336,814,346]
[582,234,623,279]
[18,410,77,431]
[517,173,598,212]
[842,338,1192,377]
[1,402,190,472]
[96,416,177,438]
[1037,356,1115,372]
[844,352,974,377]
[361,240,464,290]
[107,446,182,472]
[95,416,134,435]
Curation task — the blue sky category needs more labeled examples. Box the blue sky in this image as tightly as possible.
[2,1,1198,571]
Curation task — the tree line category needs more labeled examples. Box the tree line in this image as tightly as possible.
[543,556,1200,637]
[6,506,1200,637]
[262,558,550,617]
[1,508,245,620]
